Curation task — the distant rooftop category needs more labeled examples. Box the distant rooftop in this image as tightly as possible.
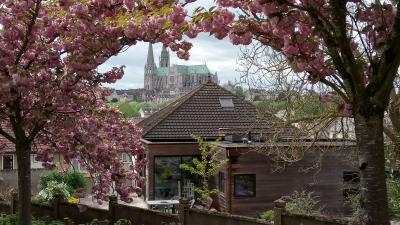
[156,64,211,76]
[156,67,169,76]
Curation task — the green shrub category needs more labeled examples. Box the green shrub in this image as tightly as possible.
[344,193,363,223]
[86,219,109,225]
[0,214,130,225]
[0,214,17,225]
[0,214,64,225]
[388,177,400,220]
[39,172,63,190]
[37,181,71,204]
[285,191,321,215]
[63,171,86,190]
[114,219,131,225]
[260,210,274,222]
[86,219,131,225]
[39,171,86,194]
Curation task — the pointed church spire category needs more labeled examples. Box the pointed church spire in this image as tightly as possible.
[159,45,170,68]
[144,43,156,91]
[145,43,156,68]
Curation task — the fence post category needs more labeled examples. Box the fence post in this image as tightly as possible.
[273,199,286,225]
[54,194,63,220]
[109,195,118,225]
[10,191,17,214]
[178,198,189,225]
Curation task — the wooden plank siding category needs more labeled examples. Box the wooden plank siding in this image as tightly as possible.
[219,145,357,217]
[143,140,356,218]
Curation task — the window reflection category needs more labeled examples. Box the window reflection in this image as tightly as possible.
[154,156,198,200]
[234,174,256,197]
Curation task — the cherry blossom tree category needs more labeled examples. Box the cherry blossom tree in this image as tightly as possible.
[3,1,399,225]
[0,1,191,225]
[140,0,400,224]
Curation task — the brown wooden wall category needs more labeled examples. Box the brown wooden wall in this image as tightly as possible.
[217,146,356,217]
[143,140,357,218]
[143,141,200,200]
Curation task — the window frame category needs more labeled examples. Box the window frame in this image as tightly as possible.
[234,174,256,198]
[2,154,14,170]
[31,154,39,163]
[219,97,234,110]
[153,155,198,200]
[121,152,132,163]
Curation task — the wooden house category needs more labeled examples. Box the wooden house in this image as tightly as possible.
[137,79,357,217]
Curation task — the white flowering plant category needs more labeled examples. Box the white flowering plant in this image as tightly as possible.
[36,181,70,204]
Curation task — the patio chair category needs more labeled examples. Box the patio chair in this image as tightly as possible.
[189,198,196,208]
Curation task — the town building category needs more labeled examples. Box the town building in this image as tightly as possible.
[0,125,45,194]
[139,108,159,118]
[0,124,136,195]
[144,44,218,94]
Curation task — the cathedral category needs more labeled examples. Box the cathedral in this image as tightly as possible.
[144,43,218,93]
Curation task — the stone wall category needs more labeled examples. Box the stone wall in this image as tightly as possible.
[0,169,48,195]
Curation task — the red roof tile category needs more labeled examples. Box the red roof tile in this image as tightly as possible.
[0,123,15,153]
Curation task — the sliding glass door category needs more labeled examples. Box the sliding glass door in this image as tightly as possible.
[154,156,198,200]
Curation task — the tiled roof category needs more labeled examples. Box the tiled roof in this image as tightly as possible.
[156,65,212,77]
[156,67,169,76]
[0,124,15,153]
[0,123,46,153]
[175,65,211,75]
[137,81,301,141]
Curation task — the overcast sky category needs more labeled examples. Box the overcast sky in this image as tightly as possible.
[98,34,243,90]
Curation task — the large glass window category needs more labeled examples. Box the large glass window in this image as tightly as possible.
[234,174,256,197]
[154,156,198,200]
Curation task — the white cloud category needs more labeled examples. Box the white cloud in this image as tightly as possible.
[99,33,242,89]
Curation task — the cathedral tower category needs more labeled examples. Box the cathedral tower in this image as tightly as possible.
[159,45,170,68]
[144,43,156,90]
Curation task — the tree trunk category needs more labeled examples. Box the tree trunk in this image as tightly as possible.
[15,141,32,225]
[354,112,390,225]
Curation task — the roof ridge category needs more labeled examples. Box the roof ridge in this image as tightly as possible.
[138,82,304,140]
[138,83,209,135]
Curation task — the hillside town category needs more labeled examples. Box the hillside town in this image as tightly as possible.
[0,2,399,225]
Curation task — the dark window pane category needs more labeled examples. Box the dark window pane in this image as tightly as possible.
[181,156,195,180]
[3,155,13,170]
[218,172,225,193]
[155,157,181,200]
[154,156,201,200]
[234,174,256,197]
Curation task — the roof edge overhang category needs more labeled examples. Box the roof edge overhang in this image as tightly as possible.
[140,137,219,144]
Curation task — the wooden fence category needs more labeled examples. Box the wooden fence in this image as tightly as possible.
[273,199,356,225]
[0,194,356,225]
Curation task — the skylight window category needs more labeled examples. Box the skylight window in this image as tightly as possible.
[219,97,234,109]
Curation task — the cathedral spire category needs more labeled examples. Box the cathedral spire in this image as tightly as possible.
[144,43,156,91]
[159,45,170,68]
[145,43,156,68]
